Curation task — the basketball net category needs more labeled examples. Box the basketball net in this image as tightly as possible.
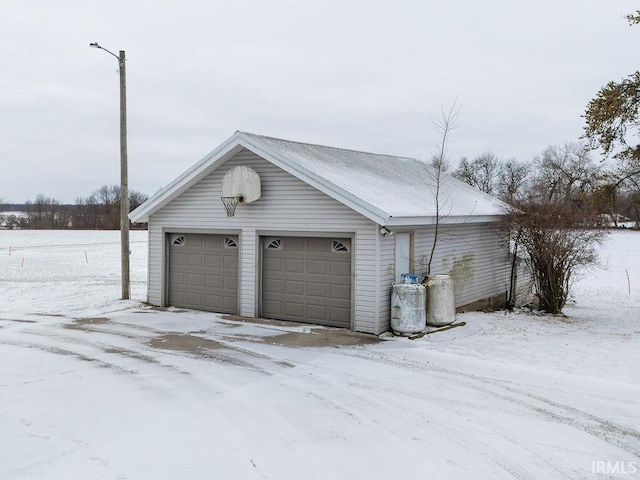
[221,196,239,217]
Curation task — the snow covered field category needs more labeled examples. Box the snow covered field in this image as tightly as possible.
[1,230,639,479]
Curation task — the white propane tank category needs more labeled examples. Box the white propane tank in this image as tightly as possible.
[390,282,426,334]
[425,274,456,326]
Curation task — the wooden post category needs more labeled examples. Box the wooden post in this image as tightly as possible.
[119,50,130,300]
[626,269,631,295]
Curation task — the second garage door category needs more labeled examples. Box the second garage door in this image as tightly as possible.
[262,236,352,328]
[168,233,239,314]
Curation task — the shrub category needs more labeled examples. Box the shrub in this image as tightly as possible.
[503,201,607,314]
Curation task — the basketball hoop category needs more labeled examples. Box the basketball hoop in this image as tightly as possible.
[220,165,261,217]
[221,196,240,217]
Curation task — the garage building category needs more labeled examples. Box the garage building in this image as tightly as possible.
[130,131,525,334]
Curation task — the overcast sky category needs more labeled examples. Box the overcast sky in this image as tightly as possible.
[1,0,636,204]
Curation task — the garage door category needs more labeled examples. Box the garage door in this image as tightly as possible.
[262,236,351,328]
[168,233,239,314]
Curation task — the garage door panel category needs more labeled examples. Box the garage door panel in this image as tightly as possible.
[285,280,305,295]
[185,236,199,248]
[286,237,305,251]
[223,296,237,311]
[263,281,282,294]
[285,258,305,273]
[285,302,304,317]
[307,304,327,321]
[223,275,238,289]
[204,254,221,268]
[170,271,185,285]
[204,274,221,288]
[307,260,327,275]
[264,257,283,271]
[331,307,350,324]
[262,236,351,328]
[307,282,327,297]
[187,253,204,267]
[187,273,203,287]
[170,252,186,266]
[307,238,328,252]
[212,299,225,310]
[170,291,185,304]
[223,256,236,269]
[329,278,351,287]
[331,261,350,276]
[331,284,351,300]
[168,234,238,314]
[262,298,281,313]
[204,236,221,248]
[186,292,203,305]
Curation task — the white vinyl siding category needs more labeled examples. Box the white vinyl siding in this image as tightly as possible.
[147,149,380,333]
[413,223,511,307]
[377,234,396,333]
[240,229,256,318]
[147,224,163,305]
[354,229,377,332]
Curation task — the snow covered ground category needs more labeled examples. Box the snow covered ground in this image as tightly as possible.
[1,230,639,479]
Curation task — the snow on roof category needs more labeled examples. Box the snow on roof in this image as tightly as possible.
[130,131,508,225]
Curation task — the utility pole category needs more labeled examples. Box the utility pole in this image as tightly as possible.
[90,43,130,300]
[118,49,130,300]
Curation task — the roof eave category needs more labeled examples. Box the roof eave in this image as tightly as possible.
[383,214,503,227]
[129,133,246,223]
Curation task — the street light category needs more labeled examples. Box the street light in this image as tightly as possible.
[90,42,130,300]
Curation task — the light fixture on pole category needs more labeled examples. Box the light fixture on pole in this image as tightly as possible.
[90,42,130,300]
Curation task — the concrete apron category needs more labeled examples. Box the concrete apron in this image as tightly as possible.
[220,315,380,347]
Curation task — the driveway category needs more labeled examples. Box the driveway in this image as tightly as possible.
[2,307,638,479]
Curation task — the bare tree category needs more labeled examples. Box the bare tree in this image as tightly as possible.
[74,195,101,229]
[618,176,640,228]
[531,143,600,206]
[453,152,501,195]
[608,158,640,229]
[497,158,531,204]
[453,154,532,205]
[95,185,121,229]
[24,194,64,229]
[129,190,149,211]
[590,181,618,226]
[425,100,461,276]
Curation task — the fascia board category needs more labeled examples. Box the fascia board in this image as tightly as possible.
[383,214,502,227]
[129,133,244,222]
[237,133,391,225]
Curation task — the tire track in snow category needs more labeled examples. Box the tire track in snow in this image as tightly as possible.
[339,349,640,459]
[262,353,571,480]
[197,341,552,479]
[0,321,295,395]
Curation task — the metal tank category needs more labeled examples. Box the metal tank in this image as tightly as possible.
[425,274,456,326]
[390,280,426,334]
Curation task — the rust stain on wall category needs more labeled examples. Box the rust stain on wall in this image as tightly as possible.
[447,253,474,296]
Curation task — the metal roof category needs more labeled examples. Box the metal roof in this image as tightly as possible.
[130,131,508,225]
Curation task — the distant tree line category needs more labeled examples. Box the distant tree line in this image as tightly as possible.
[0,185,148,230]
[452,143,639,229]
